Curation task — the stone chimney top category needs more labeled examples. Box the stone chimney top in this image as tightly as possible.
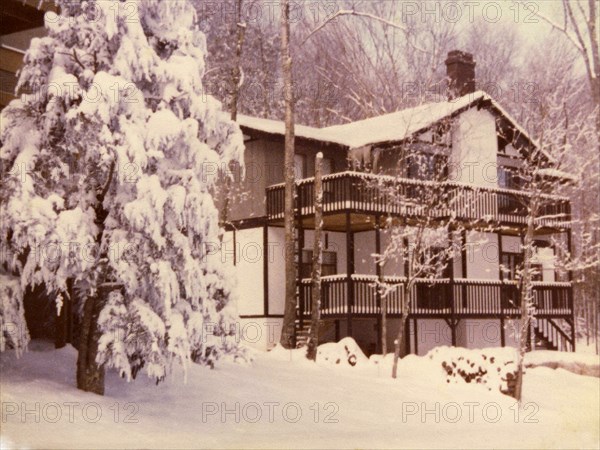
[445,50,476,99]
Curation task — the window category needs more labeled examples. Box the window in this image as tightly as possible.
[406,152,447,181]
[501,253,523,280]
[301,250,337,278]
[321,158,333,175]
[294,154,306,179]
[497,166,521,190]
[501,251,543,281]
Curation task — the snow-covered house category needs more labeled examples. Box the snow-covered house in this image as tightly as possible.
[221,51,575,355]
[1,3,574,357]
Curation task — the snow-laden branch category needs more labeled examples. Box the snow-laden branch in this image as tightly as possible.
[513,1,584,52]
[301,9,427,54]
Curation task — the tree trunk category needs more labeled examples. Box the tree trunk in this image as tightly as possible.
[230,0,246,122]
[76,285,111,395]
[279,0,297,349]
[307,153,323,361]
[381,293,387,355]
[392,285,411,378]
[514,208,536,402]
[218,0,247,232]
[392,312,409,378]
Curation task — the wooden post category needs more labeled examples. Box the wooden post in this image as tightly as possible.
[297,185,305,336]
[307,153,323,361]
[567,228,576,351]
[375,215,385,354]
[461,229,468,308]
[448,228,456,347]
[346,212,354,338]
[498,230,506,347]
[413,317,418,355]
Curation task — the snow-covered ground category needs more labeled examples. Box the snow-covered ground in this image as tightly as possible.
[1,340,598,449]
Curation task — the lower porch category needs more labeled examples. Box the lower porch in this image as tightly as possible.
[296,275,575,354]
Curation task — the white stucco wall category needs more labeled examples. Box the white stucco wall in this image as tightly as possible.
[267,227,285,315]
[455,319,501,348]
[450,108,498,187]
[532,235,556,282]
[465,231,499,279]
[301,230,347,274]
[237,317,283,351]
[355,231,376,275]
[234,227,264,316]
[414,319,452,356]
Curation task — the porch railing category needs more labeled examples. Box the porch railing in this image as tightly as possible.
[299,275,572,318]
[267,171,571,228]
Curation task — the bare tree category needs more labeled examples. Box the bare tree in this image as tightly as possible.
[508,85,598,399]
[368,122,467,377]
[297,1,457,124]
[279,0,298,349]
[517,0,599,153]
[306,153,324,360]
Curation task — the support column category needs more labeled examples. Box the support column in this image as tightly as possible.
[461,229,468,308]
[346,212,354,338]
[567,228,576,352]
[448,228,456,347]
[413,317,418,355]
[297,186,305,333]
[375,215,382,353]
[497,230,505,347]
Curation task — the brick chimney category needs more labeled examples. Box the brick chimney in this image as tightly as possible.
[445,50,476,99]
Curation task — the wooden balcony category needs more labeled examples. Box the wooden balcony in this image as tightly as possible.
[299,275,573,319]
[266,171,572,231]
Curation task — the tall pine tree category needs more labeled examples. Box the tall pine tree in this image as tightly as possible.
[0,0,245,394]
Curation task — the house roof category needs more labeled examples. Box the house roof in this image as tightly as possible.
[237,90,537,150]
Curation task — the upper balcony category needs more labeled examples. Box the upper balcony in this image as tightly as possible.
[266,171,571,231]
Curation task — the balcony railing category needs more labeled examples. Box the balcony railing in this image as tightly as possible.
[299,275,573,318]
[266,171,571,228]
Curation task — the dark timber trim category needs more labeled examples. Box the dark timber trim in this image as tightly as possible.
[263,224,269,316]
[567,228,576,351]
[448,228,456,346]
[375,215,382,353]
[461,229,468,308]
[346,212,354,337]
[239,314,284,319]
[497,230,506,347]
[413,317,418,355]
[298,185,305,331]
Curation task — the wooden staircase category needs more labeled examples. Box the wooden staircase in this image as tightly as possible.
[294,319,337,349]
[294,320,311,348]
[532,318,574,352]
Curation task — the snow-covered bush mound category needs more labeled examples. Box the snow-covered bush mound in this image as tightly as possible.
[525,351,600,377]
[267,338,369,368]
[316,337,369,367]
[427,346,518,395]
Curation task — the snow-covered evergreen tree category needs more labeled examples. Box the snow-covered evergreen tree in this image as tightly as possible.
[0,0,245,393]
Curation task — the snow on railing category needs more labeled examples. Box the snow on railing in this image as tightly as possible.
[267,170,570,202]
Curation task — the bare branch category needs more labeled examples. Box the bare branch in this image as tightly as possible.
[301,9,428,54]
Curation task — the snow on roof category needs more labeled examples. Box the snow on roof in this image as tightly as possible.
[237,91,524,149]
[321,91,487,148]
[236,114,350,146]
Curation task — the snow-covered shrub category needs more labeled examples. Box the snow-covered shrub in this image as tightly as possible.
[316,337,369,367]
[0,274,29,356]
[427,346,518,395]
[0,0,246,382]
